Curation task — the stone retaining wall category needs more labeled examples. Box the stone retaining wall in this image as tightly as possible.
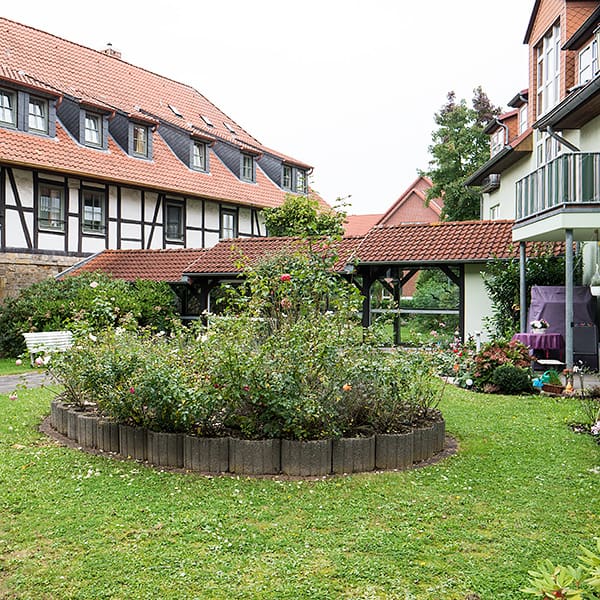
[50,401,446,476]
[0,252,82,300]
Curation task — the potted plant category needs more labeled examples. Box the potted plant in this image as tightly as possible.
[541,369,564,395]
[530,319,549,334]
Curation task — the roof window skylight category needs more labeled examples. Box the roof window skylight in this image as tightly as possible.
[201,115,214,127]
[168,104,183,117]
[224,122,236,134]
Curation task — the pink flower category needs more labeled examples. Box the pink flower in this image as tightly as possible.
[280,273,291,282]
[243,385,250,392]
[280,298,292,309]
[15,359,22,366]
[129,387,135,394]
[9,393,17,401]
[34,357,44,367]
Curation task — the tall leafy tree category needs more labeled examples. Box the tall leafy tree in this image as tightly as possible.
[423,87,501,221]
[263,194,346,238]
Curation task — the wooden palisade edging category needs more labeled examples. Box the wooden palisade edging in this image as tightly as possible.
[50,401,445,476]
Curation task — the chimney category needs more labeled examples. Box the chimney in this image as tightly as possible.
[102,43,122,59]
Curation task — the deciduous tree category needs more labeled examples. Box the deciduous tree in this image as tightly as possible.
[423,87,500,221]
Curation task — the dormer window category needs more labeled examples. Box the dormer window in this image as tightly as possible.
[296,169,307,194]
[84,112,102,147]
[282,165,292,190]
[281,165,308,193]
[192,141,207,171]
[131,123,149,158]
[0,89,17,128]
[133,124,148,156]
[490,129,505,157]
[241,154,255,182]
[28,97,48,133]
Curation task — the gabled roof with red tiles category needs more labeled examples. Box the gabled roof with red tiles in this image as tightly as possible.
[61,248,207,283]
[375,175,443,227]
[0,17,318,209]
[353,220,563,264]
[344,214,382,237]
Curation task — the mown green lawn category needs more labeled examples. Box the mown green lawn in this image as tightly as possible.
[0,357,34,376]
[0,385,598,599]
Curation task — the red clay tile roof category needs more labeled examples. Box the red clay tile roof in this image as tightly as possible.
[62,248,207,283]
[0,17,316,209]
[344,214,382,237]
[353,220,563,264]
[184,236,364,275]
[61,221,566,282]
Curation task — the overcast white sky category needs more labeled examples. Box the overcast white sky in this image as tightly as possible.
[4,1,534,214]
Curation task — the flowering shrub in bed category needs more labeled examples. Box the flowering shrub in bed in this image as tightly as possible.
[51,245,445,440]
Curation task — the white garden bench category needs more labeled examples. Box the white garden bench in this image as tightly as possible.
[22,331,73,365]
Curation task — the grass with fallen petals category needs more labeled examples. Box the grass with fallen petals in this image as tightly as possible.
[0,384,598,599]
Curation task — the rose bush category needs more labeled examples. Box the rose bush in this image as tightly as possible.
[51,246,445,441]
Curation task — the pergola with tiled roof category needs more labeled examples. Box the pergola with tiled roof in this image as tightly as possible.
[63,219,567,340]
[61,248,207,283]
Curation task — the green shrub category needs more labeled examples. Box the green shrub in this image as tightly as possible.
[472,339,532,391]
[0,272,178,357]
[491,364,533,395]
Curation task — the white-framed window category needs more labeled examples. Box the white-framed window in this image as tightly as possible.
[192,141,206,171]
[579,38,598,85]
[38,184,64,231]
[296,169,307,194]
[489,204,500,220]
[282,165,292,190]
[82,189,106,233]
[165,202,184,241]
[536,22,561,117]
[519,105,528,134]
[84,112,102,146]
[241,154,254,182]
[490,129,505,156]
[132,124,148,157]
[0,89,17,127]
[28,97,48,133]
[220,209,237,239]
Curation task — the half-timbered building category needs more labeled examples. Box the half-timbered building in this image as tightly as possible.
[0,17,319,298]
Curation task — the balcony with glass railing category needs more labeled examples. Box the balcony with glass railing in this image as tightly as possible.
[515,152,600,221]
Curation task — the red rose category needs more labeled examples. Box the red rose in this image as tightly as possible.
[280,273,291,282]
